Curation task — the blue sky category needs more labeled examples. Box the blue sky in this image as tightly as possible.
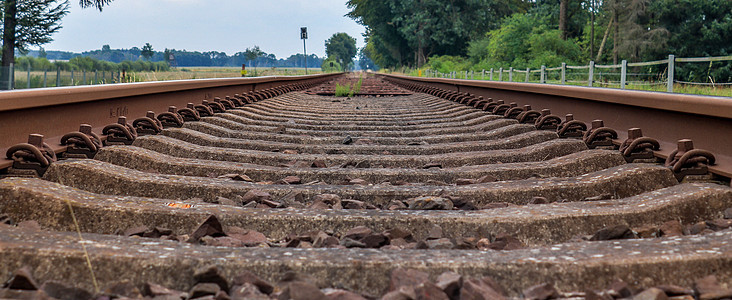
[44,0,366,59]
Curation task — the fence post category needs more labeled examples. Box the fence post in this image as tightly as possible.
[540,65,546,83]
[102,71,105,84]
[83,70,86,85]
[525,68,530,82]
[620,60,627,89]
[56,66,61,87]
[498,67,503,81]
[481,69,485,80]
[27,64,31,89]
[588,61,595,87]
[489,68,493,80]
[561,63,566,84]
[509,67,513,82]
[8,63,13,90]
[667,54,675,93]
[71,69,75,86]
[43,70,47,88]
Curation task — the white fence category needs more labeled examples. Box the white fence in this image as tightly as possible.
[426,54,732,93]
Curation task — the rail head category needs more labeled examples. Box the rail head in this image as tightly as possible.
[0,74,341,112]
[380,74,732,119]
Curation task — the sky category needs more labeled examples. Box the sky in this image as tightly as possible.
[43,0,366,59]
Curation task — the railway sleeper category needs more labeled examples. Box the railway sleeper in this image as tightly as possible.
[42,160,677,208]
[132,135,587,168]
[0,222,730,298]
[212,112,500,132]
[200,115,510,138]
[94,146,626,184]
[160,127,556,156]
[181,119,523,145]
[1,177,730,248]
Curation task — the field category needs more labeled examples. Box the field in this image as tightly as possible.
[12,67,325,89]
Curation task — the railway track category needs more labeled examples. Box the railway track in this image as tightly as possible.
[0,73,731,299]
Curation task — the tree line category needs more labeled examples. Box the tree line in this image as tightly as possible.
[25,45,326,68]
[348,0,732,82]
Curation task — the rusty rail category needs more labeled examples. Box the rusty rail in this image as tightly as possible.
[378,74,732,179]
[0,73,341,170]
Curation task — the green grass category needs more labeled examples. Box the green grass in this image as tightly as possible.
[393,69,732,97]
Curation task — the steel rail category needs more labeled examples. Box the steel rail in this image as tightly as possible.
[378,74,732,179]
[0,73,341,169]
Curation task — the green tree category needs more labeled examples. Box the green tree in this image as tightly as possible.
[1,0,113,89]
[78,0,112,11]
[325,32,357,71]
[244,45,263,76]
[649,0,732,82]
[38,46,46,58]
[347,0,530,68]
[1,0,69,88]
[608,0,669,62]
[358,47,378,70]
[465,13,582,70]
[141,42,154,60]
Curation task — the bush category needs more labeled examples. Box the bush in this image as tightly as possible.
[321,56,342,72]
[13,55,170,72]
[426,55,471,73]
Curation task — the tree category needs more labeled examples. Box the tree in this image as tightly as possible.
[649,0,732,82]
[347,0,530,68]
[78,0,112,11]
[559,0,568,40]
[38,46,46,58]
[358,47,378,70]
[141,43,153,60]
[1,0,69,88]
[608,0,669,62]
[325,32,357,71]
[466,13,582,70]
[244,46,263,76]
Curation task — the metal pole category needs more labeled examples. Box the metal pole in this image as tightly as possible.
[620,60,627,89]
[102,71,105,84]
[525,68,530,82]
[667,54,675,92]
[56,66,60,87]
[489,68,493,80]
[498,67,503,81]
[27,64,31,89]
[303,39,308,75]
[94,70,97,85]
[43,70,47,88]
[71,69,74,86]
[83,70,86,85]
[481,69,485,80]
[588,61,595,87]
[561,63,566,84]
[509,67,513,82]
